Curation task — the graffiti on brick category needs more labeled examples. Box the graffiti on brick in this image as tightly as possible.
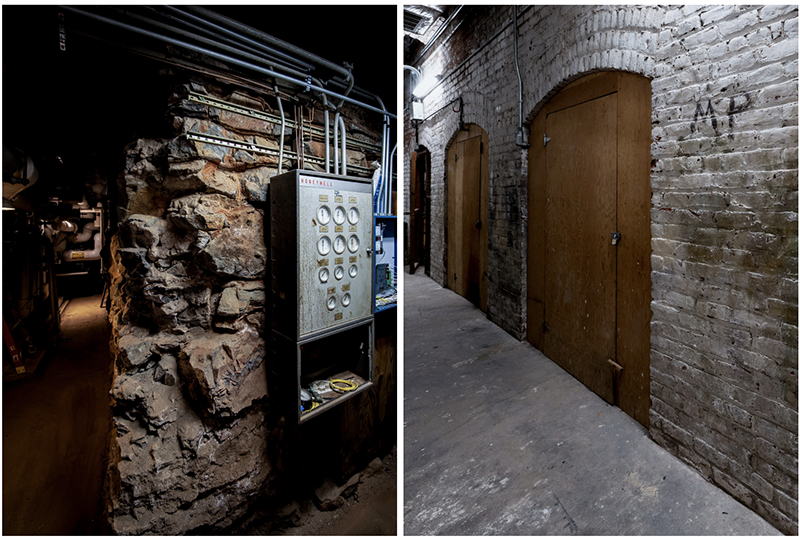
[727,93,752,140]
[690,100,718,136]
[689,93,752,140]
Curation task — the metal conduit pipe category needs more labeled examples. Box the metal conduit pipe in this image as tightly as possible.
[113,8,312,86]
[59,7,396,119]
[329,76,390,169]
[387,143,397,214]
[160,6,314,73]
[513,6,529,148]
[333,111,340,174]
[338,115,347,176]
[188,6,352,80]
[274,85,285,173]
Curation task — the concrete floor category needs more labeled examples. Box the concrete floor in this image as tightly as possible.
[403,271,780,536]
[3,294,111,535]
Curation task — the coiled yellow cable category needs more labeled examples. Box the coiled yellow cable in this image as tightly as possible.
[330,379,357,392]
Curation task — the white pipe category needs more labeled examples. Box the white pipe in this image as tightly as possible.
[387,143,397,214]
[63,231,102,262]
[333,111,340,174]
[274,85,285,173]
[68,221,98,243]
[338,115,347,176]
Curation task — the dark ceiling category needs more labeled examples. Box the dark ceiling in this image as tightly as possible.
[2,5,397,203]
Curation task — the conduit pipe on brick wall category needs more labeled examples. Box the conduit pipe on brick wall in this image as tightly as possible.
[60,6,396,119]
[513,5,529,149]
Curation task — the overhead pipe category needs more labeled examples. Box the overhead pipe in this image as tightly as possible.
[513,6,529,148]
[113,8,314,87]
[60,6,396,119]
[159,6,315,73]
[187,6,352,80]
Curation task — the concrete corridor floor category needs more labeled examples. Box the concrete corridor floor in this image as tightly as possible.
[3,294,111,535]
[404,271,780,536]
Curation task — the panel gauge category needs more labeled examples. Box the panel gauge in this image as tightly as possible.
[348,207,360,225]
[326,296,336,311]
[317,205,331,225]
[333,206,346,225]
[317,236,331,256]
[349,265,358,278]
[342,293,351,307]
[319,268,329,283]
[348,235,360,253]
[334,266,344,280]
[333,235,346,254]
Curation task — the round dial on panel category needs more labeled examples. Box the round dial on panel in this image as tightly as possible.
[317,236,331,256]
[348,207,360,224]
[347,234,360,253]
[326,296,336,311]
[334,266,344,280]
[333,235,346,254]
[342,293,351,307]
[317,205,331,225]
[333,206,346,225]
[319,267,329,283]
[349,265,358,278]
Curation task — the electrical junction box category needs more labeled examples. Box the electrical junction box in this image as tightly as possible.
[269,169,375,423]
[411,101,425,121]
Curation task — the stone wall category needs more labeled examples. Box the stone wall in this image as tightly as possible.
[106,74,384,533]
[405,5,798,533]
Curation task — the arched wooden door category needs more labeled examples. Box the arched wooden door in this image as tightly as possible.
[527,72,652,426]
[447,125,488,312]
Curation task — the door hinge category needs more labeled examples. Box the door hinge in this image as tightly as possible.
[480,141,484,154]
[543,134,552,146]
[542,320,550,332]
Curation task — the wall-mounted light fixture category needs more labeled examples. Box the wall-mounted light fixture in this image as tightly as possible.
[412,71,441,99]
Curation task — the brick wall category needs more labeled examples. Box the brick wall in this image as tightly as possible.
[405,5,798,533]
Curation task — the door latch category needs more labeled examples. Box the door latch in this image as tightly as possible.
[611,232,621,245]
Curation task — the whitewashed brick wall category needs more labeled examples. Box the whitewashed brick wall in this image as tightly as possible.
[404,5,798,533]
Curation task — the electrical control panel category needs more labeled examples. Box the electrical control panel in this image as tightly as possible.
[271,170,374,340]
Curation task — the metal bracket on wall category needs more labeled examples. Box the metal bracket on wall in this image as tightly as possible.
[543,134,552,146]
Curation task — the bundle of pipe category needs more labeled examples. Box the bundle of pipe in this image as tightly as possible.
[60,6,396,178]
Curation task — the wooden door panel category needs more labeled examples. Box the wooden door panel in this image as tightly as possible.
[544,93,618,404]
[447,127,488,311]
[463,135,482,307]
[616,74,652,427]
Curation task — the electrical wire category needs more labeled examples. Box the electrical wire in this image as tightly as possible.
[330,379,357,392]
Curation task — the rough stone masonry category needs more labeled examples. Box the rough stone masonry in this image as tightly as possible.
[405,5,797,533]
[106,74,382,534]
